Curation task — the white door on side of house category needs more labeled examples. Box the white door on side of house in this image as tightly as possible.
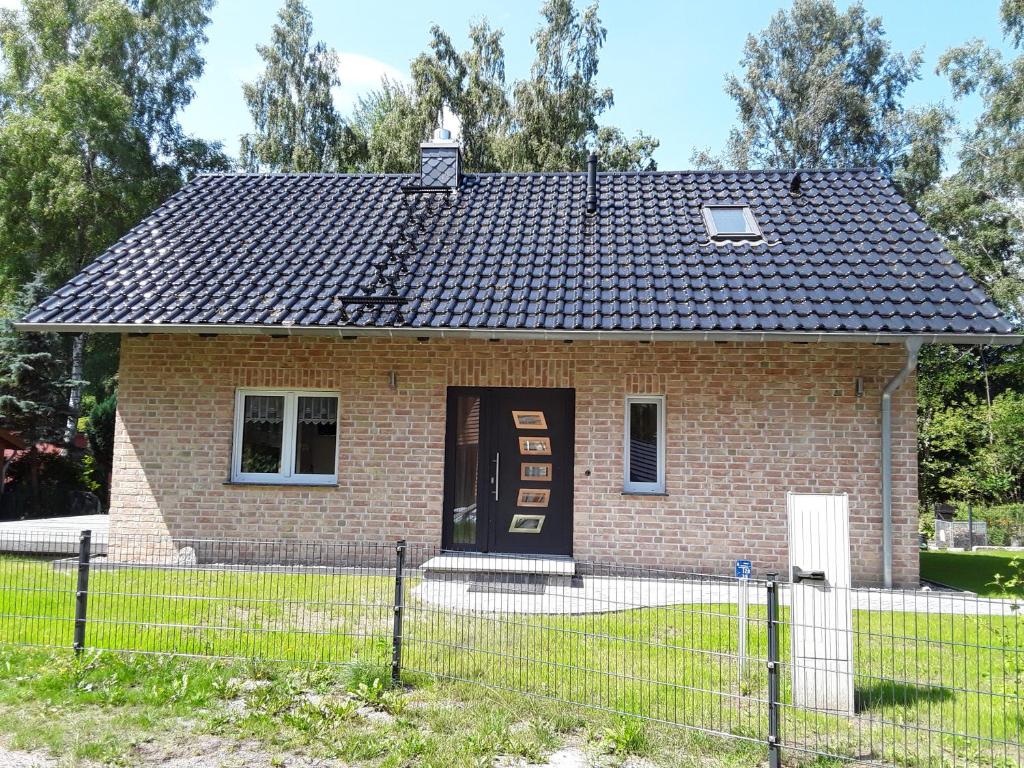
[787,492,854,714]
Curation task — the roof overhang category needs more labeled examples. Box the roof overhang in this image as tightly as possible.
[12,321,1022,346]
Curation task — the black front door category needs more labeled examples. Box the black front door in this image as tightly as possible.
[443,387,574,555]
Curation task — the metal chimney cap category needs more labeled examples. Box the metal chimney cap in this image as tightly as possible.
[433,127,452,142]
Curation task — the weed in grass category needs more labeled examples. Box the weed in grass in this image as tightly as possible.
[505,717,561,762]
[600,716,651,756]
[351,677,406,715]
[391,730,432,764]
[281,697,357,739]
[547,707,587,734]
[460,709,512,762]
[342,658,394,691]
[333,726,393,761]
[803,756,849,767]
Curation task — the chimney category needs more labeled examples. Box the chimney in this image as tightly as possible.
[420,127,462,189]
[586,153,598,214]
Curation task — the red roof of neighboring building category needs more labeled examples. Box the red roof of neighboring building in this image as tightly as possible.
[0,429,27,452]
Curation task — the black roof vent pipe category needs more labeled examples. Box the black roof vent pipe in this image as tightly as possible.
[586,153,598,214]
[789,170,802,195]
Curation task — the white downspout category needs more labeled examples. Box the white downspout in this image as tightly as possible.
[881,338,922,589]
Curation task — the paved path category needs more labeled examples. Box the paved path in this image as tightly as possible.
[414,576,1019,616]
[0,514,108,555]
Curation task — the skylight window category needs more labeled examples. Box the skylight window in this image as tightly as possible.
[702,205,761,241]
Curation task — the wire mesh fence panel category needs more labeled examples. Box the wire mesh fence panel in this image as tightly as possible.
[0,529,1021,767]
[775,580,1023,768]
[400,547,770,744]
[1,532,396,665]
[0,530,79,648]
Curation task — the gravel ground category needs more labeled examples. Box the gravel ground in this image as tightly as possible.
[0,739,655,768]
[0,740,665,768]
[0,748,56,768]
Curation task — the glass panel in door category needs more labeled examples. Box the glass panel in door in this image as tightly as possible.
[451,394,480,545]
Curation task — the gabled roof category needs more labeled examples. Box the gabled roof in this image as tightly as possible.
[18,167,1017,343]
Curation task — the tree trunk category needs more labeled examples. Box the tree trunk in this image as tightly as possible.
[981,350,994,445]
[0,455,10,497]
[65,332,86,449]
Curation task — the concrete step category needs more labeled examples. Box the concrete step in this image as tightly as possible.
[420,553,576,584]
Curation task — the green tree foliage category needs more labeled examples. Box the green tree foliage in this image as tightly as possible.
[350,81,424,174]
[0,0,228,294]
[504,0,656,172]
[916,1,1024,512]
[84,392,117,505]
[0,0,224,474]
[715,0,947,188]
[939,0,1024,195]
[0,276,70,447]
[353,0,658,173]
[918,180,1024,319]
[415,21,510,172]
[349,19,510,174]
[241,0,358,172]
[921,390,1024,504]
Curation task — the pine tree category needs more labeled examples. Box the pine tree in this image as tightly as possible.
[0,275,71,447]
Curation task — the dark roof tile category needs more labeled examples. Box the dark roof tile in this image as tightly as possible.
[22,168,1014,336]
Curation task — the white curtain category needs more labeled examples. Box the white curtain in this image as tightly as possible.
[297,396,337,425]
[244,395,284,424]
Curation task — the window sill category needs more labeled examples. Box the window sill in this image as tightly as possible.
[621,490,668,497]
[224,481,339,489]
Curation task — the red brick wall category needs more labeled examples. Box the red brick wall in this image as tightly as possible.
[110,335,919,586]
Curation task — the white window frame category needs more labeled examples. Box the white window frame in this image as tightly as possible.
[701,205,762,241]
[231,388,340,485]
[623,395,666,494]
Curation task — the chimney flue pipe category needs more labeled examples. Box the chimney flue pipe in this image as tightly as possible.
[586,153,598,214]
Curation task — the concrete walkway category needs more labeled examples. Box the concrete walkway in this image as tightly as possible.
[413,575,1020,616]
[0,514,108,555]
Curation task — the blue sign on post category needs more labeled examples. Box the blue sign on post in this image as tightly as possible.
[735,559,752,579]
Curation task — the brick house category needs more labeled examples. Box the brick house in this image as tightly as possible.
[19,132,1017,587]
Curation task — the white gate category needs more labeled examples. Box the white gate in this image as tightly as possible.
[786,492,854,714]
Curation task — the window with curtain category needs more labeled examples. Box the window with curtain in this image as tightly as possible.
[232,390,339,484]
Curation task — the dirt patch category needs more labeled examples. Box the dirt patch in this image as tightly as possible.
[0,747,58,768]
[130,734,346,767]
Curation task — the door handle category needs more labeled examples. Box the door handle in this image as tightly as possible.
[792,566,826,584]
[492,452,500,501]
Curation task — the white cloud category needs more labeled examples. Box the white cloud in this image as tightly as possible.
[0,0,21,9]
[333,51,463,140]
[335,52,406,112]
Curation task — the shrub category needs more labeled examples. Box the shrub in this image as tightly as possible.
[85,393,117,506]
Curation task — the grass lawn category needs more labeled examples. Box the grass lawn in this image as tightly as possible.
[0,648,768,767]
[920,549,1022,596]
[0,556,1020,767]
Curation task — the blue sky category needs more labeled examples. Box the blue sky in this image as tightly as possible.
[176,0,1013,169]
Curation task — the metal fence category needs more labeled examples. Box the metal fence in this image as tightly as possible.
[934,519,990,549]
[0,529,1020,768]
